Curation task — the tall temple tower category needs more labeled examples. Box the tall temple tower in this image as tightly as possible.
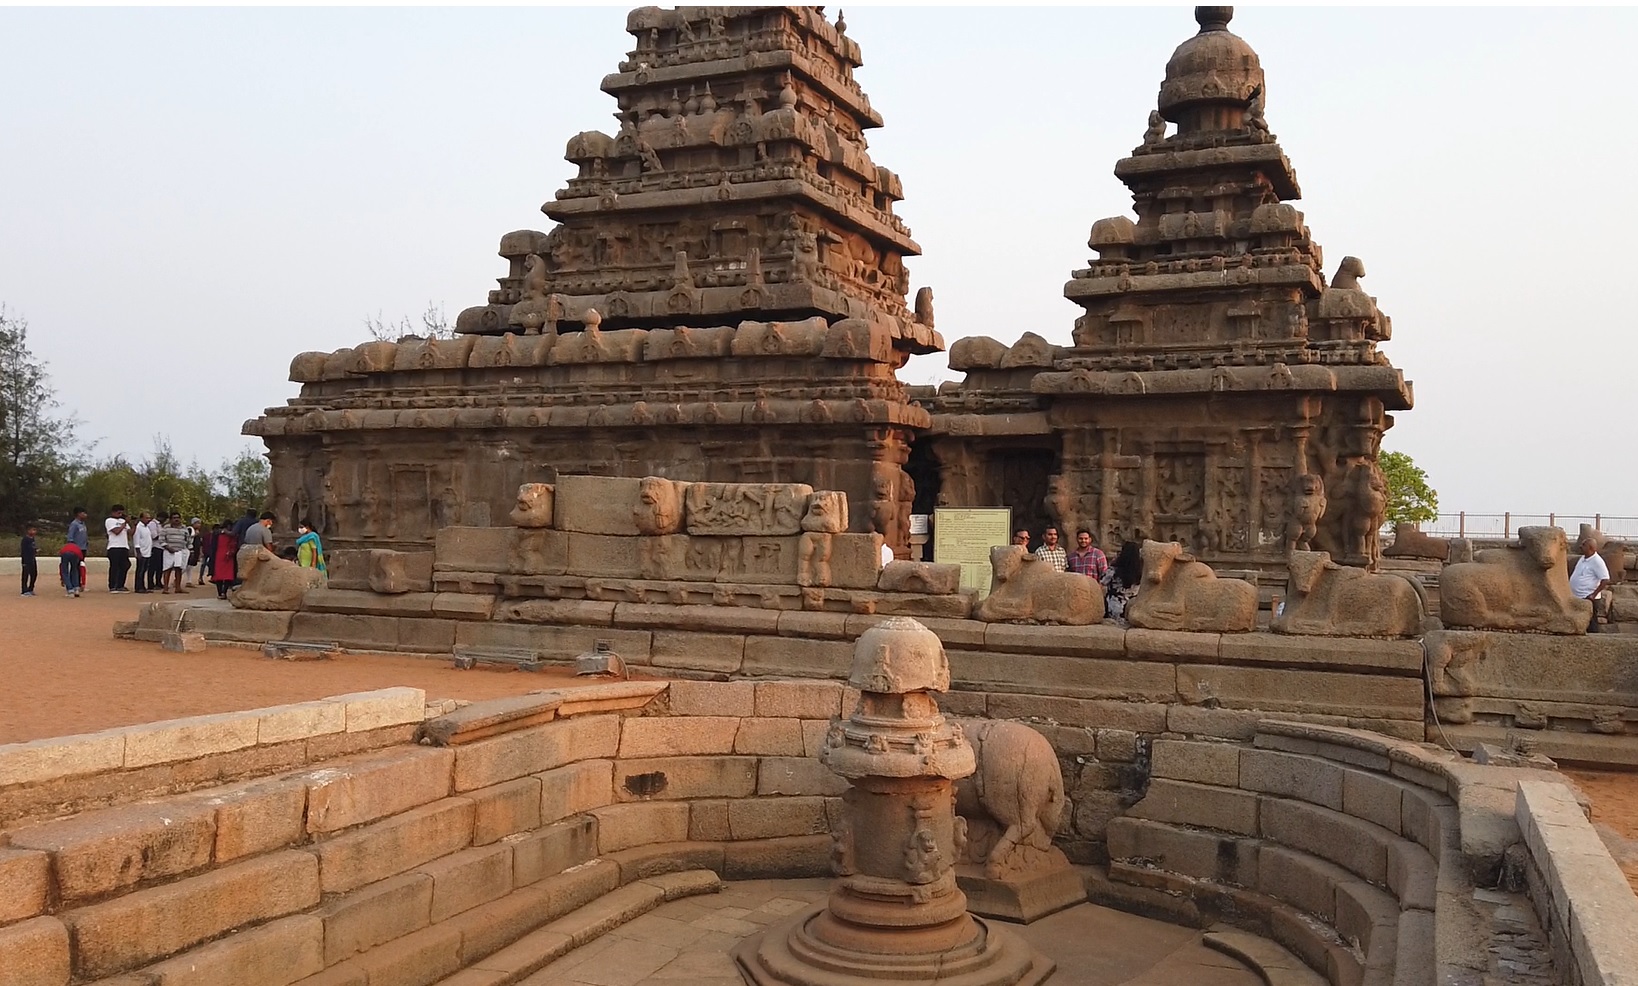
[455,5,937,354]
[918,7,1412,574]
[249,7,939,554]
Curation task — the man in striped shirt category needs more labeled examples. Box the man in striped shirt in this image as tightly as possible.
[1067,530,1108,580]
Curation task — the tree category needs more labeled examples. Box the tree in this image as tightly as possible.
[0,306,80,530]
[1379,449,1439,527]
[365,301,453,341]
[215,446,270,515]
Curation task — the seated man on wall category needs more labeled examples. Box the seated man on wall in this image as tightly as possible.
[1571,536,1613,632]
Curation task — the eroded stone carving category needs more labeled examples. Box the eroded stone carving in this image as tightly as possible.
[685,482,813,536]
[1383,523,1450,562]
[1126,540,1257,633]
[974,545,1104,625]
[801,491,848,533]
[952,720,1067,881]
[1286,473,1326,552]
[632,477,686,535]
[1273,550,1424,638]
[509,484,555,528]
[231,545,325,611]
[1441,526,1592,634]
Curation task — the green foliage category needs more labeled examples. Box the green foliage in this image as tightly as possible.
[1379,449,1439,526]
[0,306,81,530]
[69,439,269,528]
[0,303,273,550]
[216,446,271,515]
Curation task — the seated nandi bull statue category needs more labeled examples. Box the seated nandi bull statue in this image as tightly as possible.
[952,719,1067,881]
[231,545,325,611]
[1273,550,1425,638]
[1126,540,1257,633]
[974,545,1103,624]
[1440,525,1590,634]
[1382,522,1450,562]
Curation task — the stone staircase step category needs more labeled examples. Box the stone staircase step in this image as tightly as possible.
[1204,929,1327,986]
[426,869,721,986]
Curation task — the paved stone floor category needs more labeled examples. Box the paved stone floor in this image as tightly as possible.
[521,878,1264,986]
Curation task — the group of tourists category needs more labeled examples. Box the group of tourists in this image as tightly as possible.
[19,506,327,599]
[1013,526,1144,622]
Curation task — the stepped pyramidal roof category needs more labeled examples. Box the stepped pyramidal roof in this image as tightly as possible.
[456,5,941,356]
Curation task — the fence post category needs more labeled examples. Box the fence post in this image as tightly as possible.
[1548,512,1555,530]
[1504,512,1510,538]
[1459,511,1466,538]
[1596,513,1602,529]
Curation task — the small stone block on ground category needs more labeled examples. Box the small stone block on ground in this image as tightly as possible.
[160,631,207,652]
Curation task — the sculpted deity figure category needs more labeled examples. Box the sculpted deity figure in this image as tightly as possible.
[1245,84,1269,134]
[1285,473,1327,553]
[1142,109,1167,145]
[1343,461,1388,562]
[913,286,935,328]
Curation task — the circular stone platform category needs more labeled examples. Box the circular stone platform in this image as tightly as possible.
[514,878,1265,986]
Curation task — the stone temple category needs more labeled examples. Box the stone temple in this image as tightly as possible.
[9,9,1636,986]
[248,4,1408,582]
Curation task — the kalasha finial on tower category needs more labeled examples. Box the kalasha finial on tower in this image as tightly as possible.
[1195,6,1233,32]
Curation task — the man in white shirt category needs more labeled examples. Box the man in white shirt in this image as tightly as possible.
[105,505,132,592]
[1570,537,1612,633]
[133,512,157,594]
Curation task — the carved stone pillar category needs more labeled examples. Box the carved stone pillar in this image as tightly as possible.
[735,618,1053,986]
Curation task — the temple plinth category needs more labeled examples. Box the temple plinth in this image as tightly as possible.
[734,617,1054,986]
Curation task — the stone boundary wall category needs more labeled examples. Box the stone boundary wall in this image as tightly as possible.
[1514,780,1638,986]
[0,680,859,986]
[1100,720,1594,986]
[0,687,427,828]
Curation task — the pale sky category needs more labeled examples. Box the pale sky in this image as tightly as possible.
[2,6,1634,517]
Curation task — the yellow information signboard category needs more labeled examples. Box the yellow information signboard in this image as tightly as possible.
[931,508,1013,599]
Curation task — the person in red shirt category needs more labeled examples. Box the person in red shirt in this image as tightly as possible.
[1066,530,1108,580]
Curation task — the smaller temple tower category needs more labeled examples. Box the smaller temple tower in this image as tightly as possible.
[919,6,1411,574]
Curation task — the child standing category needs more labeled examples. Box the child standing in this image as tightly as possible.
[20,525,37,596]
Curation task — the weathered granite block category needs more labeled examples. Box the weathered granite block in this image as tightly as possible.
[555,476,647,535]
[434,527,513,574]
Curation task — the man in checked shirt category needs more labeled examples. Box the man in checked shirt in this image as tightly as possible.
[1035,527,1068,572]
[1066,530,1108,580]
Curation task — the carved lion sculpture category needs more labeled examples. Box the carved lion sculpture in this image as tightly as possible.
[1273,550,1424,638]
[1343,462,1388,564]
[1285,473,1327,552]
[632,477,685,536]
[1126,540,1257,633]
[974,545,1104,625]
[952,719,1067,880]
[1440,526,1591,634]
[509,484,555,529]
[1382,522,1450,562]
[231,545,325,611]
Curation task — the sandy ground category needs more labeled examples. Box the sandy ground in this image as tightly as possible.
[1564,769,1638,894]
[3,581,1637,896]
[0,585,614,745]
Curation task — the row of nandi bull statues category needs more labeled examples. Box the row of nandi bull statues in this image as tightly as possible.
[974,525,1606,637]
[223,470,1611,637]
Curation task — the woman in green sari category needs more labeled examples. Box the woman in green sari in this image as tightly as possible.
[295,520,327,574]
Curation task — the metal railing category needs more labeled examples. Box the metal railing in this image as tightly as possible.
[1385,513,1638,541]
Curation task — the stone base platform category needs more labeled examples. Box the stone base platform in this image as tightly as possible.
[958,864,1088,924]
[516,879,1265,986]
